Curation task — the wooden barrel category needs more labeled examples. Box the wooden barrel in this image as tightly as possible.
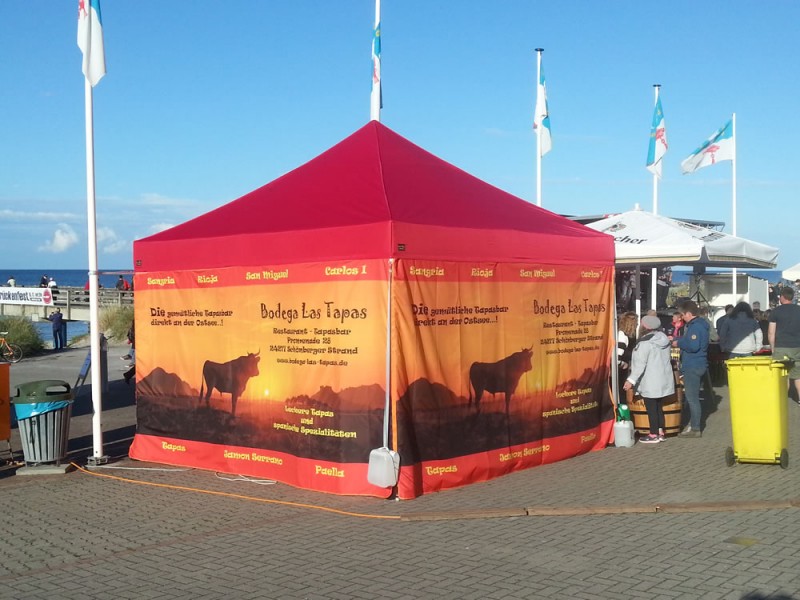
[627,387,683,436]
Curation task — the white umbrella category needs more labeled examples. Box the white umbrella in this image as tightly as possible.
[782,262,800,281]
[586,209,778,269]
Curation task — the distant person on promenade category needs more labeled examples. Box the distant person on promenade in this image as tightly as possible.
[769,283,780,308]
[667,311,684,340]
[673,300,709,438]
[6,275,15,287]
[656,270,670,310]
[123,320,136,385]
[47,308,65,350]
[616,312,637,385]
[715,304,734,339]
[623,315,675,444]
[768,287,800,403]
[115,275,130,291]
[699,306,719,343]
[720,301,763,358]
[754,308,770,340]
[39,274,48,287]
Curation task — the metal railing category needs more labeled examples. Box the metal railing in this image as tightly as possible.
[51,287,134,307]
[0,287,133,321]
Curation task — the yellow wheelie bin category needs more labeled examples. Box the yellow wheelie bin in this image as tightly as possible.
[725,356,792,468]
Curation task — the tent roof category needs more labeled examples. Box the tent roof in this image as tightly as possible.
[135,122,613,270]
[586,209,779,269]
[782,262,800,281]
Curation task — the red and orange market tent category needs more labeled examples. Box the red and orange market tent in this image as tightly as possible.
[129,122,616,499]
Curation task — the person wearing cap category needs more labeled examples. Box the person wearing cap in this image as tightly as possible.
[623,315,675,444]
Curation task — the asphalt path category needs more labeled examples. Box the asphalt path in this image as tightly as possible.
[2,348,800,599]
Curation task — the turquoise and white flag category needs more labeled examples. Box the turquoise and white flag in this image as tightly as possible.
[371,21,381,110]
[646,96,668,178]
[77,0,106,86]
[681,119,734,174]
[533,59,552,156]
[369,0,381,121]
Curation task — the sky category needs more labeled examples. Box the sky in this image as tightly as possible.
[1,1,799,273]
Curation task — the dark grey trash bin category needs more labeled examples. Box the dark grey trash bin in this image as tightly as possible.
[12,380,74,465]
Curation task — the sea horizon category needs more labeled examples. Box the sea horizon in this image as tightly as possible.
[2,267,790,289]
[670,268,785,285]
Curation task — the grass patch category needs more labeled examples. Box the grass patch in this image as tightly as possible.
[0,316,45,356]
[99,305,134,342]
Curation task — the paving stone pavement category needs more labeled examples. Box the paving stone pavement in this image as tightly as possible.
[2,348,800,599]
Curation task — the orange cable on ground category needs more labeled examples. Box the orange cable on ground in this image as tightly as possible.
[71,463,401,521]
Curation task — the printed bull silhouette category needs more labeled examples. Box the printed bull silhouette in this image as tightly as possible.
[468,347,533,414]
[199,351,260,416]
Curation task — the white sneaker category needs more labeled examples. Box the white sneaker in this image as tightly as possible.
[678,425,702,438]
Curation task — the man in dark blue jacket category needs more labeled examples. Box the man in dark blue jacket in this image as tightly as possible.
[47,308,65,350]
[673,300,709,437]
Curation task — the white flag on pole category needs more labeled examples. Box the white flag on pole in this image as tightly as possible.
[646,96,668,178]
[681,119,734,174]
[533,55,552,156]
[370,1,381,121]
[77,0,106,87]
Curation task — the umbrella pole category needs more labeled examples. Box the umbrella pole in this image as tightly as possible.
[635,266,642,326]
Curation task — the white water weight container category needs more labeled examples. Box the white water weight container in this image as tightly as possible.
[613,419,635,448]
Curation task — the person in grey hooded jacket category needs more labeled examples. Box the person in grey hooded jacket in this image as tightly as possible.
[623,315,675,443]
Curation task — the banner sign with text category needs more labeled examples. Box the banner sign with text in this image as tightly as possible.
[391,260,614,499]
[0,287,55,306]
[129,258,614,499]
[129,260,391,497]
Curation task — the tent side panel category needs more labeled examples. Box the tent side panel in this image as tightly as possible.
[128,260,393,497]
[391,259,614,499]
[134,223,393,271]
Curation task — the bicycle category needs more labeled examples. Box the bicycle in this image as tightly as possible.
[0,332,23,363]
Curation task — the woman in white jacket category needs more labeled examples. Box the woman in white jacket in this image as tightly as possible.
[623,315,675,444]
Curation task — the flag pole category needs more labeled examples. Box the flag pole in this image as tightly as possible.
[731,112,738,300]
[370,0,381,122]
[83,77,107,466]
[650,84,661,311]
[535,48,544,207]
[79,0,108,466]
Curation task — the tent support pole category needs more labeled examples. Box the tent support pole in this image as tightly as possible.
[383,258,393,449]
[610,286,620,410]
[634,266,642,328]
